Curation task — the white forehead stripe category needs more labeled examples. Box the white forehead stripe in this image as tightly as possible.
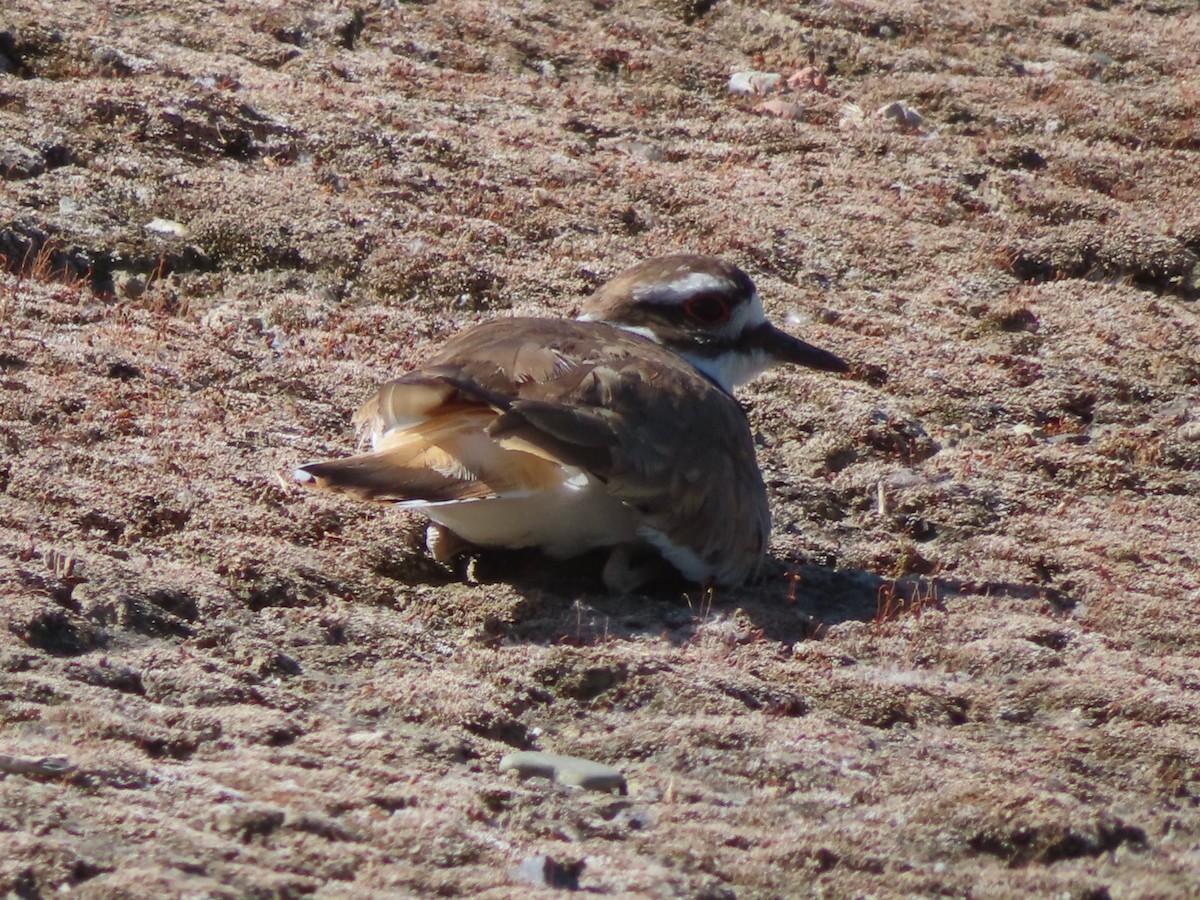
[732,290,767,332]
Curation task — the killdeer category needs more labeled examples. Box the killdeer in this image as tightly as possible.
[295,255,848,592]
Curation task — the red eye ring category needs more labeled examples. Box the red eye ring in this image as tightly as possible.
[684,292,731,325]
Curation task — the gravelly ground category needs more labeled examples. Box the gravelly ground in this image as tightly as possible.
[2,0,1199,896]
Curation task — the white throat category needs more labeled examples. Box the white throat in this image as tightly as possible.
[680,347,772,394]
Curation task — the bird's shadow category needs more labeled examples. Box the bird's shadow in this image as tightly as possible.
[447,549,1074,647]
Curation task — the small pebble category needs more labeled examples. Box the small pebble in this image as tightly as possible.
[757,98,804,120]
[93,46,153,76]
[113,272,147,300]
[1178,421,1200,442]
[106,360,142,380]
[514,854,585,890]
[1012,423,1041,440]
[1046,433,1089,446]
[728,70,782,96]
[877,101,924,129]
[1,145,46,180]
[144,217,188,237]
[609,139,666,162]
[499,750,627,794]
[787,66,828,93]
[0,754,75,778]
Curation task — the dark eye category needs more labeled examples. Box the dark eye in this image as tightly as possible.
[683,292,731,324]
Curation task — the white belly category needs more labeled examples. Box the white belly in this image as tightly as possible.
[413,478,638,559]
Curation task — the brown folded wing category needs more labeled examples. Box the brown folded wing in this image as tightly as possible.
[318,318,771,580]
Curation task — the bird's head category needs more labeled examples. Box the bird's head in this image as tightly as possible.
[579,255,848,393]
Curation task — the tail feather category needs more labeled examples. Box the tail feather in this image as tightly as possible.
[295,409,571,503]
[294,451,494,503]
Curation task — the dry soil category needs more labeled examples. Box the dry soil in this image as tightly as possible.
[2,0,1199,897]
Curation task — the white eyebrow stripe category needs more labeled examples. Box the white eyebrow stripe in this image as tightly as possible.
[635,271,731,302]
